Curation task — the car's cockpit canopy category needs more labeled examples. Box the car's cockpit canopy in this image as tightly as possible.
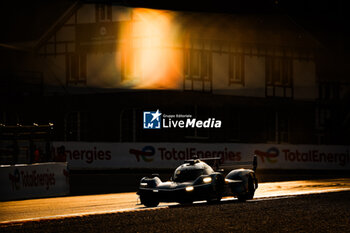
[173,160,214,182]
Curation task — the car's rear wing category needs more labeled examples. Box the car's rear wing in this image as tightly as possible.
[188,155,258,172]
[220,155,257,171]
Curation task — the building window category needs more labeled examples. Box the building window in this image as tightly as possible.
[201,51,209,79]
[184,49,189,77]
[184,106,210,140]
[266,57,292,86]
[64,112,89,141]
[184,49,210,80]
[266,111,289,143]
[190,50,199,77]
[265,56,293,98]
[318,82,340,100]
[96,4,112,22]
[225,109,240,141]
[229,54,245,85]
[121,47,140,82]
[66,54,87,84]
[184,49,212,91]
[315,106,330,128]
[119,108,135,142]
[278,113,289,143]
[315,106,331,145]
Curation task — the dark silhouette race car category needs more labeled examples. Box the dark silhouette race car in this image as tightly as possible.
[137,156,258,207]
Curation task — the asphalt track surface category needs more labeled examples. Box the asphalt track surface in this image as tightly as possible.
[1,178,350,224]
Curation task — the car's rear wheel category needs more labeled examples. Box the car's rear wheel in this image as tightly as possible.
[237,175,255,202]
[140,195,159,207]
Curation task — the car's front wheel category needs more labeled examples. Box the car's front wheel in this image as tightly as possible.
[140,195,159,207]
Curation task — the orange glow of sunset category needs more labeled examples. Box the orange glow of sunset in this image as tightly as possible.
[117,8,183,89]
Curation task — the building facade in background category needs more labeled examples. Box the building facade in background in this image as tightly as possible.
[1,2,349,162]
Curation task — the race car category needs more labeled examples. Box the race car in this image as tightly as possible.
[137,156,258,207]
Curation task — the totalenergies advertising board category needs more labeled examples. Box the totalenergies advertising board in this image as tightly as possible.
[52,142,350,170]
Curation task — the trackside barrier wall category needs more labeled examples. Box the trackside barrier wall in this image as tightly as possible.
[52,142,350,170]
[0,162,69,201]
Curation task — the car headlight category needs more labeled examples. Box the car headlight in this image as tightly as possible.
[185,186,194,192]
[140,182,148,187]
[203,177,212,184]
